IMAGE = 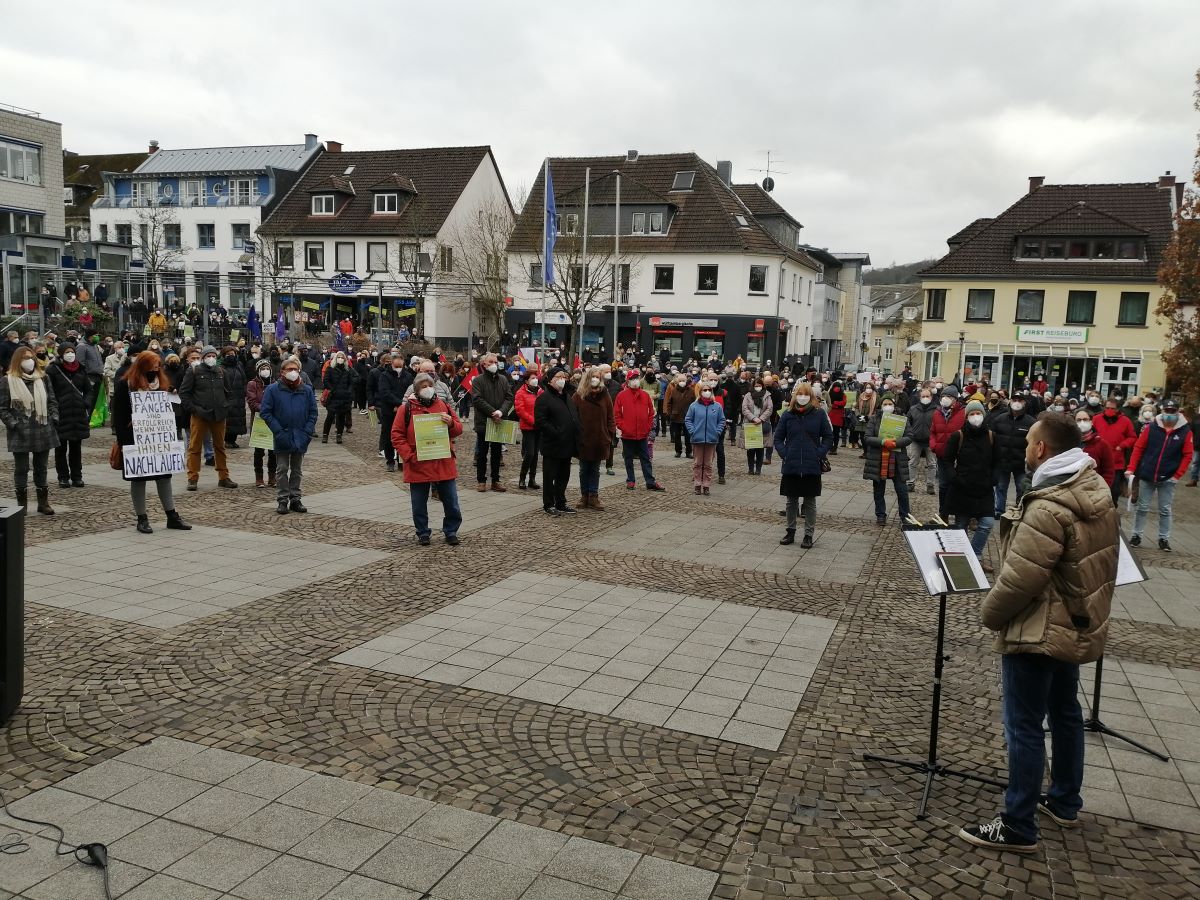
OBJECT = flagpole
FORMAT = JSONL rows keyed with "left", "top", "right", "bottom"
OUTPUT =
{"left": 579, "top": 167, "right": 590, "bottom": 368}
{"left": 613, "top": 169, "right": 620, "bottom": 364}
{"left": 540, "top": 157, "right": 548, "bottom": 356}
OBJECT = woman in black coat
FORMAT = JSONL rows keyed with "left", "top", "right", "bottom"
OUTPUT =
{"left": 46, "top": 348, "right": 97, "bottom": 487}
{"left": 534, "top": 371, "right": 580, "bottom": 516}
{"left": 321, "top": 351, "right": 355, "bottom": 442}
{"left": 221, "top": 348, "right": 248, "bottom": 447}
{"left": 943, "top": 400, "right": 997, "bottom": 567}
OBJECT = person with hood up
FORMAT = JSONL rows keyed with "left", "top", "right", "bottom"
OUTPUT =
{"left": 773, "top": 382, "right": 831, "bottom": 548}
{"left": 827, "top": 381, "right": 847, "bottom": 452}
{"left": 613, "top": 369, "right": 665, "bottom": 491}
{"left": 944, "top": 398, "right": 997, "bottom": 570}
{"left": 535, "top": 367, "right": 581, "bottom": 516}
{"left": 573, "top": 367, "right": 615, "bottom": 509}
{"left": 685, "top": 379, "right": 725, "bottom": 495}
{"left": 220, "top": 345, "right": 248, "bottom": 449}
{"left": 392, "top": 372, "right": 465, "bottom": 545}
{"left": 514, "top": 368, "right": 542, "bottom": 490}
{"left": 260, "top": 356, "right": 318, "bottom": 514}
{"left": 959, "top": 414, "right": 1117, "bottom": 854}
{"left": 1125, "top": 398, "right": 1193, "bottom": 552}
{"left": 990, "top": 391, "right": 1036, "bottom": 518}
{"left": 929, "top": 383, "right": 966, "bottom": 519}
{"left": 862, "top": 393, "right": 912, "bottom": 525}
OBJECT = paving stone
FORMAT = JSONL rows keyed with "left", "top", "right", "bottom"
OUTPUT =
{"left": 163, "top": 836, "right": 279, "bottom": 891}
{"left": 276, "top": 772, "right": 373, "bottom": 815}
{"left": 164, "top": 785, "right": 270, "bottom": 832}
{"left": 402, "top": 803, "right": 497, "bottom": 851}
{"left": 621, "top": 854, "right": 720, "bottom": 900}
{"left": 336, "top": 788, "right": 436, "bottom": 833}
{"left": 107, "top": 770, "right": 212, "bottom": 815}
{"left": 543, "top": 836, "right": 642, "bottom": 892}
{"left": 432, "top": 853, "right": 539, "bottom": 900}
{"left": 472, "top": 818, "right": 570, "bottom": 870}
{"left": 357, "top": 834, "right": 465, "bottom": 892}
{"left": 230, "top": 854, "right": 347, "bottom": 899}
{"left": 25, "top": 860, "right": 153, "bottom": 900}
{"left": 0, "top": 834, "right": 74, "bottom": 893}
{"left": 225, "top": 802, "right": 332, "bottom": 852}
{"left": 321, "top": 873, "right": 423, "bottom": 900}
{"left": 521, "top": 875, "right": 618, "bottom": 900}
{"left": 288, "top": 818, "right": 393, "bottom": 870}
{"left": 119, "top": 874, "right": 224, "bottom": 899}
{"left": 109, "top": 818, "right": 215, "bottom": 871}
{"left": 217, "top": 759, "right": 316, "bottom": 800}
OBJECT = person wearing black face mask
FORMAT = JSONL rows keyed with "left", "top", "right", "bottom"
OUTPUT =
{"left": 221, "top": 347, "right": 248, "bottom": 449}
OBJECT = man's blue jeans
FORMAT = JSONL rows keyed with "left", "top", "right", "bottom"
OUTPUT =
{"left": 953, "top": 514, "right": 995, "bottom": 557}
{"left": 1133, "top": 478, "right": 1177, "bottom": 541}
{"left": 409, "top": 479, "right": 461, "bottom": 539}
{"left": 1189, "top": 450, "right": 1200, "bottom": 482}
{"left": 993, "top": 467, "right": 1025, "bottom": 518}
{"left": 872, "top": 474, "right": 910, "bottom": 521}
{"left": 1001, "top": 653, "right": 1085, "bottom": 842}
{"left": 622, "top": 437, "right": 656, "bottom": 485}
{"left": 579, "top": 460, "right": 601, "bottom": 494}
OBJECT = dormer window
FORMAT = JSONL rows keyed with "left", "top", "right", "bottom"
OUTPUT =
{"left": 312, "top": 194, "right": 335, "bottom": 215}
{"left": 1014, "top": 236, "right": 1143, "bottom": 261}
{"left": 631, "top": 213, "right": 645, "bottom": 235}
{"left": 649, "top": 212, "right": 663, "bottom": 234}
{"left": 374, "top": 192, "right": 398, "bottom": 214}
{"left": 563, "top": 214, "right": 578, "bottom": 235}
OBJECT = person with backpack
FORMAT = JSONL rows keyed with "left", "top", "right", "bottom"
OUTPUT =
{"left": 945, "top": 398, "right": 998, "bottom": 570}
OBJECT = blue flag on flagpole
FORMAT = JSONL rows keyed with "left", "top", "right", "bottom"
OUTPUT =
{"left": 544, "top": 165, "right": 558, "bottom": 286}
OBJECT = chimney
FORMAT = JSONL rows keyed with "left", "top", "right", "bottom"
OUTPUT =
{"left": 326, "top": 140, "right": 342, "bottom": 153}
{"left": 626, "top": 149, "right": 638, "bottom": 162}
{"left": 1158, "top": 171, "right": 1175, "bottom": 188}
{"left": 717, "top": 160, "right": 732, "bottom": 185}
{"left": 148, "top": 140, "right": 159, "bottom": 154}
{"left": 304, "top": 133, "right": 318, "bottom": 151}
{"left": 1028, "top": 175, "right": 1044, "bottom": 193}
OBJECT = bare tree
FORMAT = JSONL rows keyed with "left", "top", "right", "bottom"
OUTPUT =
{"left": 440, "top": 196, "right": 515, "bottom": 346}
{"left": 251, "top": 231, "right": 301, "bottom": 319}
{"left": 133, "top": 204, "right": 189, "bottom": 309}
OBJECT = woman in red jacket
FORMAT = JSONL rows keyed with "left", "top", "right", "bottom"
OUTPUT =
{"left": 1092, "top": 396, "right": 1136, "bottom": 504}
{"left": 1075, "top": 408, "right": 1116, "bottom": 488}
{"left": 827, "top": 381, "right": 847, "bottom": 453}
{"left": 392, "top": 372, "right": 465, "bottom": 546}
{"left": 514, "top": 368, "right": 542, "bottom": 490}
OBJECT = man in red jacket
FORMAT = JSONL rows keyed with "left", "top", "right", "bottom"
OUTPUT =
{"left": 393, "top": 372, "right": 465, "bottom": 546}
{"left": 613, "top": 370, "right": 666, "bottom": 491}
{"left": 1092, "top": 396, "right": 1137, "bottom": 505}
{"left": 929, "top": 384, "right": 966, "bottom": 520}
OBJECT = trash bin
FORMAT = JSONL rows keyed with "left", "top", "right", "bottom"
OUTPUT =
{"left": 0, "top": 504, "right": 24, "bottom": 724}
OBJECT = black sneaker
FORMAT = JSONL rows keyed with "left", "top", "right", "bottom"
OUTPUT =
{"left": 289, "top": 499, "right": 307, "bottom": 513}
{"left": 543, "top": 507, "right": 561, "bottom": 517}
{"left": 276, "top": 500, "right": 289, "bottom": 515}
{"left": 445, "top": 534, "right": 460, "bottom": 546}
{"left": 957, "top": 816, "right": 1037, "bottom": 853}
{"left": 555, "top": 506, "right": 577, "bottom": 515}
{"left": 800, "top": 534, "right": 814, "bottom": 549}
{"left": 418, "top": 534, "right": 431, "bottom": 546}
{"left": 1158, "top": 538, "right": 1172, "bottom": 552}
{"left": 647, "top": 483, "right": 666, "bottom": 492}
{"left": 1130, "top": 534, "right": 1141, "bottom": 547}
{"left": 876, "top": 516, "right": 887, "bottom": 526}
{"left": 1037, "top": 799, "right": 1080, "bottom": 829}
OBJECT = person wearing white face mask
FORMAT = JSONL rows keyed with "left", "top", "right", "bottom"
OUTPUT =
{"left": 46, "top": 342, "right": 97, "bottom": 488}
{"left": 392, "top": 372, "right": 465, "bottom": 545}
{"left": 534, "top": 368, "right": 581, "bottom": 515}
{"left": 929, "top": 383, "right": 966, "bottom": 520}
{"left": 514, "top": 369, "right": 543, "bottom": 490}
{"left": 905, "top": 388, "right": 937, "bottom": 494}
{"left": 664, "top": 374, "right": 697, "bottom": 458}
{"left": 470, "top": 352, "right": 514, "bottom": 492}
{"left": 260, "top": 357, "right": 318, "bottom": 514}
{"left": 944, "top": 399, "right": 998, "bottom": 571}
{"left": 991, "top": 393, "right": 1037, "bottom": 518}
{"left": 320, "top": 351, "right": 355, "bottom": 444}
{"left": 1074, "top": 409, "right": 1117, "bottom": 490}
{"left": 246, "top": 361, "right": 278, "bottom": 489}
{"left": 773, "top": 383, "right": 832, "bottom": 547}
{"left": 684, "top": 381, "right": 725, "bottom": 495}
{"left": 862, "top": 394, "right": 912, "bottom": 525}
{"left": 179, "top": 345, "right": 238, "bottom": 491}
{"left": 0, "top": 346, "right": 60, "bottom": 514}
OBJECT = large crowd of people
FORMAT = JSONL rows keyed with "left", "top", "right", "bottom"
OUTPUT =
{"left": 2, "top": 327, "right": 1197, "bottom": 555}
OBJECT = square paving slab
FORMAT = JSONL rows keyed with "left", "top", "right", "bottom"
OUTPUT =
{"left": 1072, "top": 656, "right": 1200, "bottom": 833}
{"left": 23, "top": 526, "right": 386, "bottom": 628}
{"left": 586, "top": 511, "right": 866, "bottom": 583}
{"left": 3, "top": 737, "right": 719, "bottom": 900}
{"left": 1112, "top": 565, "right": 1200, "bottom": 628}
{"left": 332, "top": 572, "right": 837, "bottom": 750}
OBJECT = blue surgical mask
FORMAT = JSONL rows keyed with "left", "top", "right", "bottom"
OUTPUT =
{"left": 1162, "top": 414, "right": 1179, "bottom": 425}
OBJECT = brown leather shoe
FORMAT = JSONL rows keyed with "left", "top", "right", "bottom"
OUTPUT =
{"left": 477, "top": 483, "right": 488, "bottom": 492}
{"left": 575, "top": 495, "right": 590, "bottom": 509}
{"left": 590, "top": 493, "right": 606, "bottom": 511}
{"left": 491, "top": 482, "right": 507, "bottom": 493}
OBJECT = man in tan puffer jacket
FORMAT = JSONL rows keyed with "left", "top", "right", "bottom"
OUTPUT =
{"left": 959, "top": 413, "right": 1118, "bottom": 855}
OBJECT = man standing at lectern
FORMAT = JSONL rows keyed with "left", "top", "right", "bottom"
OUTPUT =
{"left": 959, "top": 413, "right": 1118, "bottom": 853}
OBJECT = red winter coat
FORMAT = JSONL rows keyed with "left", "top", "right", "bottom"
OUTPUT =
{"left": 827, "top": 390, "right": 846, "bottom": 427}
{"left": 1080, "top": 429, "right": 1118, "bottom": 486}
{"left": 613, "top": 385, "right": 655, "bottom": 440}
{"left": 391, "top": 395, "right": 464, "bottom": 483}
{"left": 1092, "top": 410, "right": 1136, "bottom": 457}
{"left": 514, "top": 384, "right": 541, "bottom": 431}
{"left": 929, "top": 402, "right": 966, "bottom": 458}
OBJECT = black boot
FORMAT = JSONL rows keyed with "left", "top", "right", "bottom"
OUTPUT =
{"left": 136, "top": 514, "right": 153, "bottom": 534}
{"left": 15, "top": 489, "right": 27, "bottom": 510}
{"left": 35, "top": 488, "right": 54, "bottom": 516}
{"left": 779, "top": 528, "right": 795, "bottom": 545}
{"left": 336, "top": 434, "right": 343, "bottom": 444}
{"left": 165, "top": 509, "right": 191, "bottom": 530}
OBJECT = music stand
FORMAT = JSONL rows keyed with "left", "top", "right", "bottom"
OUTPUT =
{"left": 863, "top": 529, "right": 1007, "bottom": 818}
{"left": 1081, "top": 535, "right": 1168, "bottom": 761}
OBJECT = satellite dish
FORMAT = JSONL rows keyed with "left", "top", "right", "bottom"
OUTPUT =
{"left": 762, "top": 176, "right": 775, "bottom": 192}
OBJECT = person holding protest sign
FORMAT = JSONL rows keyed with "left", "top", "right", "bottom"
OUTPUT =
{"left": 260, "top": 356, "right": 318, "bottom": 514}
{"left": 1, "top": 345, "right": 60, "bottom": 514}
{"left": 245, "top": 360, "right": 277, "bottom": 489}
{"left": 392, "top": 371, "right": 465, "bottom": 545}
{"left": 111, "top": 351, "right": 190, "bottom": 534}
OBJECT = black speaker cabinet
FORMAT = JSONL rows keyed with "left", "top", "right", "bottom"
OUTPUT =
{"left": 0, "top": 505, "right": 24, "bottom": 724}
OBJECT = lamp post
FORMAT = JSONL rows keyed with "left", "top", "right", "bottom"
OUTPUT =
{"left": 634, "top": 303, "right": 641, "bottom": 358}
{"left": 957, "top": 329, "right": 966, "bottom": 388}
{"left": 859, "top": 333, "right": 867, "bottom": 369}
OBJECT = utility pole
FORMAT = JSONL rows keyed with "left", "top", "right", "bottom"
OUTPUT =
{"left": 612, "top": 170, "right": 620, "bottom": 363}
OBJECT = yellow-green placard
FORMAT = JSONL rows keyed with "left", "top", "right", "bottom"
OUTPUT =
{"left": 485, "top": 417, "right": 518, "bottom": 444}
{"left": 843, "top": 390, "right": 858, "bottom": 408}
{"left": 414, "top": 413, "right": 451, "bottom": 460}
{"left": 878, "top": 412, "right": 907, "bottom": 442}
{"left": 142, "top": 324, "right": 152, "bottom": 336}
{"left": 249, "top": 414, "right": 275, "bottom": 450}
{"left": 743, "top": 424, "right": 764, "bottom": 449}
{"left": 368, "top": 410, "right": 378, "bottom": 428}
{"left": 182, "top": 325, "right": 194, "bottom": 340}
{"left": 230, "top": 329, "right": 240, "bottom": 343}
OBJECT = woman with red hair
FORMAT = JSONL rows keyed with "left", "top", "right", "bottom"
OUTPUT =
{"left": 111, "top": 350, "right": 191, "bottom": 534}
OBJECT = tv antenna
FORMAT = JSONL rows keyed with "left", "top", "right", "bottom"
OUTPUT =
{"left": 750, "top": 150, "right": 787, "bottom": 192}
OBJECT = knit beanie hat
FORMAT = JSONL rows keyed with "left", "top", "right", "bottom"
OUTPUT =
{"left": 941, "top": 384, "right": 960, "bottom": 399}
{"left": 965, "top": 399, "right": 985, "bottom": 415}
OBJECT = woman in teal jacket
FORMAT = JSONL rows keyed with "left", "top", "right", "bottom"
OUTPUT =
{"left": 685, "top": 382, "right": 726, "bottom": 494}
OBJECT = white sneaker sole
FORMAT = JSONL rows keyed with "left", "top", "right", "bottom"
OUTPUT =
{"left": 1038, "top": 803, "right": 1081, "bottom": 829}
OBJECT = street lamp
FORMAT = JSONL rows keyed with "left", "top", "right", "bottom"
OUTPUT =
{"left": 957, "top": 329, "right": 967, "bottom": 388}
{"left": 859, "top": 333, "right": 867, "bottom": 369}
{"left": 634, "top": 303, "right": 642, "bottom": 357}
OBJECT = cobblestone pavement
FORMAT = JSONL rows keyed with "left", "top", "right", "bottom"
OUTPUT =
{"left": 2, "top": 425, "right": 1200, "bottom": 899}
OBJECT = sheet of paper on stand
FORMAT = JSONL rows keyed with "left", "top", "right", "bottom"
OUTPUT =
{"left": 904, "top": 529, "right": 990, "bottom": 595}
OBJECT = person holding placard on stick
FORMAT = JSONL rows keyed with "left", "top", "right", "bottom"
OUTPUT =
{"left": 958, "top": 413, "right": 1117, "bottom": 854}
{"left": 392, "top": 372, "right": 464, "bottom": 545}
{"left": 110, "top": 351, "right": 190, "bottom": 534}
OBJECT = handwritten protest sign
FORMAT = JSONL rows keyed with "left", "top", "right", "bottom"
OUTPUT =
{"left": 122, "top": 391, "right": 186, "bottom": 478}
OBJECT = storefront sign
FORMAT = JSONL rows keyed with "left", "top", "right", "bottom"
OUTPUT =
{"left": 534, "top": 310, "right": 580, "bottom": 325}
{"left": 693, "top": 330, "right": 725, "bottom": 336}
{"left": 754, "top": 318, "right": 765, "bottom": 330}
{"left": 1016, "top": 325, "right": 1088, "bottom": 344}
{"left": 648, "top": 316, "right": 719, "bottom": 328}
{"left": 652, "top": 328, "right": 683, "bottom": 335}
{"left": 328, "top": 273, "right": 363, "bottom": 294}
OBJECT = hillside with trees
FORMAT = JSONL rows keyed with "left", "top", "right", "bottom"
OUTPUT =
{"left": 863, "top": 259, "right": 940, "bottom": 285}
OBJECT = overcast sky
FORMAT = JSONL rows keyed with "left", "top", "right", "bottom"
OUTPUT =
{"left": 4, "top": 0, "right": 1197, "bottom": 266}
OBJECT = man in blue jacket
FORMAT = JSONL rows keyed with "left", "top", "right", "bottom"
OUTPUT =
{"left": 260, "top": 356, "right": 318, "bottom": 514}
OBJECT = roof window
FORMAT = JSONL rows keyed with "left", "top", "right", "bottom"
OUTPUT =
{"left": 670, "top": 171, "right": 695, "bottom": 191}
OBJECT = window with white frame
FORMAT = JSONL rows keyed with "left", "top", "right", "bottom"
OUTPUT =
{"left": 196, "top": 223, "right": 215, "bottom": 249}
{"left": 62, "top": 186, "right": 73, "bottom": 204}
{"left": 649, "top": 212, "right": 663, "bottom": 234}
{"left": 276, "top": 241, "right": 294, "bottom": 269}
{"left": 131, "top": 181, "right": 155, "bottom": 205}
{"left": 631, "top": 213, "right": 646, "bottom": 234}
{"left": 229, "top": 178, "right": 256, "bottom": 205}
{"left": 335, "top": 242, "right": 355, "bottom": 271}
{"left": 563, "top": 213, "right": 578, "bottom": 235}
{"left": 885, "top": 347, "right": 893, "bottom": 361}
{"left": 367, "top": 242, "right": 387, "bottom": 272}
{"left": 231, "top": 223, "right": 250, "bottom": 250}
{"left": 305, "top": 241, "right": 324, "bottom": 269}
{"left": 374, "top": 193, "right": 398, "bottom": 214}
{"left": 184, "top": 180, "right": 204, "bottom": 206}
{"left": 311, "top": 194, "right": 335, "bottom": 215}
{"left": 0, "top": 141, "right": 42, "bottom": 185}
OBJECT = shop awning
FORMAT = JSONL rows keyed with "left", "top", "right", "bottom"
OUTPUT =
{"left": 905, "top": 341, "right": 945, "bottom": 352}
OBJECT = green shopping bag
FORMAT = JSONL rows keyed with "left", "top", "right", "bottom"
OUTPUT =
{"left": 89, "top": 381, "right": 108, "bottom": 428}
